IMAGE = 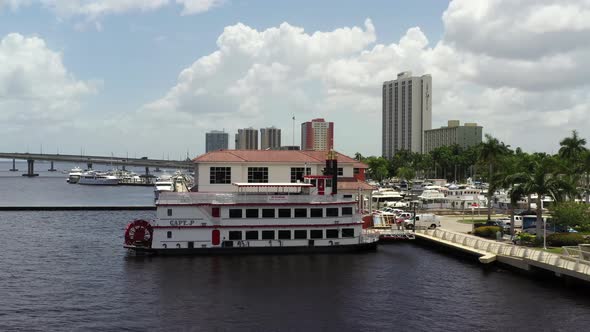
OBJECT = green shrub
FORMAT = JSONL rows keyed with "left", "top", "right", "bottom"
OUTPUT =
{"left": 546, "top": 233, "right": 586, "bottom": 247}
{"left": 473, "top": 226, "right": 502, "bottom": 239}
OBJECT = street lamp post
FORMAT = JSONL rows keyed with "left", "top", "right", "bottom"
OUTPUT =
{"left": 412, "top": 201, "right": 417, "bottom": 233}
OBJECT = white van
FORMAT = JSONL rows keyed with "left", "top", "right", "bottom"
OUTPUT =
{"left": 405, "top": 214, "right": 440, "bottom": 230}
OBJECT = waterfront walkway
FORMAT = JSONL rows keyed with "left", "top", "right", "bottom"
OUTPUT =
{"left": 415, "top": 228, "right": 590, "bottom": 282}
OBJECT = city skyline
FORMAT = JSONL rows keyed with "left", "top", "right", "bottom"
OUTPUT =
{"left": 0, "top": 1, "right": 588, "bottom": 158}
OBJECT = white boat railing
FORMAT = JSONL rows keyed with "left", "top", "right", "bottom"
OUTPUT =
{"left": 158, "top": 192, "right": 356, "bottom": 205}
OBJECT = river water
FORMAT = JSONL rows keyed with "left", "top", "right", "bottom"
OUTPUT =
{"left": 1, "top": 162, "right": 590, "bottom": 331}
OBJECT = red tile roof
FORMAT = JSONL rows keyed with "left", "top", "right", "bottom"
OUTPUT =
{"left": 193, "top": 150, "right": 368, "bottom": 168}
{"left": 337, "top": 177, "right": 376, "bottom": 191}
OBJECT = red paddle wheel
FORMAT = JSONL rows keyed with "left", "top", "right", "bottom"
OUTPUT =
{"left": 124, "top": 219, "right": 153, "bottom": 247}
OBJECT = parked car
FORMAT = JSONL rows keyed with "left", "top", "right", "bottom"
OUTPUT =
{"left": 522, "top": 223, "right": 578, "bottom": 235}
{"left": 405, "top": 214, "right": 440, "bottom": 230}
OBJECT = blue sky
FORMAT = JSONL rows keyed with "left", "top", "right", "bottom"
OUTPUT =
{"left": 0, "top": 0, "right": 588, "bottom": 158}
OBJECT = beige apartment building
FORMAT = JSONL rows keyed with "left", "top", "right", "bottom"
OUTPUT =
{"left": 423, "top": 120, "right": 483, "bottom": 153}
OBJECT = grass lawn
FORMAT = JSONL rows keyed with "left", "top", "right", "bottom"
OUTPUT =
{"left": 542, "top": 247, "right": 564, "bottom": 254}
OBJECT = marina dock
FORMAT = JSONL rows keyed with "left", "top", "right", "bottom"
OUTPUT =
{"left": 415, "top": 228, "right": 590, "bottom": 282}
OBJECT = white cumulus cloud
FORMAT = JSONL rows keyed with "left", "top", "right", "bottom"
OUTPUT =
{"left": 0, "top": 33, "right": 96, "bottom": 128}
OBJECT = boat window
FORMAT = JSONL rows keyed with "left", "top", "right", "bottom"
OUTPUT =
{"left": 343, "top": 194, "right": 353, "bottom": 199}
{"left": 342, "top": 228, "right": 355, "bottom": 238}
{"left": 248, "top": 167, "right": 268, "bottom": 183}
{"left": 310, "top": 230, "right": 323, "bottom": 239}
{"left": 229, "top": 209, "right": 242, "bottom": 218}
{"left": 278, "top": 208, "right": 291, "bottom": 218}
{"left": 167, "top": 208, "right": 172, "bottom": 216}
{"left": 310, "top": 208, "right": 323, "bottom": 218}
{"left": 167, "top": 231, "right": 172, "bottom": 238}
{"left": 290, "top": 167, "right": 311, "bottom": 183}
{"left": 262, "top": 209, "right": 275, "bottom": 218}
{"left": 326, "top": 229, "right": 339, "bottom": 238}
{"left": 342, "top": 207, "right": 353, "bottom": 215}
{"left": 278, "top": 230, "right": 291, "bottom": 239}
{"left": 245, "top": 231, "right": 258, "bottom": 240}
{"left": 212, "top": 207, "right": 220, "bottom": 218}
{"left": 294, "top": 230, "right": 307, "bottom": 239}
{"left": 245, "top": 209, "right": 259, "bottom": 218}
{"left": 326, "top": 179, "right": 332, "bottom": 188}
{"left": 294, "top": 208, "right": 307, "bottom": 218}
{"left": 210, "top": 167, "right": 231, "bottom": 184}
{"left": 310, "top": 179, "right": 316, "bottom": 187}
{"left": 229, "top": 231, "right": 242, "bottom": 240}
{"left": 326, "top": 208, "right": 339, "bottom": 217}
{"left": 262, "top": 230, "right": 275, "bottom": 240}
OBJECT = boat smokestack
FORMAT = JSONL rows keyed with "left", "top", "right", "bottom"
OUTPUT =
{"left": 325, "top": 150, "right": 338, "bottom": 195}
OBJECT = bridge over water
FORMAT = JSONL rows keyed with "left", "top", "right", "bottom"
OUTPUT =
{"left": 0, "top": 152, "right": 195, "bottom": 177}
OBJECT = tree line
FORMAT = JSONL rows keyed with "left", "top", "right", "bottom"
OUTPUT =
{"left": 355, "top": 130, "right": 590, "bottom": 236}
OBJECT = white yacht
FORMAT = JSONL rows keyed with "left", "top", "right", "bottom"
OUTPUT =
{"left": 371, "top": 188, "right": 404, "bottom": 209}
{"left": 67, "top": 167, "right": 83, "bottom": 184}
{"left": 154, "top": 174, "right": 174, "bottom": 200}
{"left": 77, "top": 171, "right": 119, "bottom": 185}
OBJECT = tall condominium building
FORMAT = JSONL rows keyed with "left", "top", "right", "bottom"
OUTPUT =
{"left": 235, "top": 128, "right": 258, "bottom": 150}
{"left": 301, "top": 118, "right": 334, "bottom": 151}
{"left": 424, "top": 120, "right": 483, "bottom": 153}
{"left": 260, "top": 127, "right": 282, "bottom": 150}
{"left": 205, "top": 130, "right": 229, "bottom": 152}
{"left": 382, "top": 71, "right": 432, "bottom": 158}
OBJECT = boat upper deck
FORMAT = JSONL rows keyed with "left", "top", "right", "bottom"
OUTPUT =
{"left": 157, "top": 192, "right": 356, "bottom": 206}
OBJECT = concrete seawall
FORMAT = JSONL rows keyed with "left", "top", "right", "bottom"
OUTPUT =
{"left": 415, "top": 228, "right": 590, "bottom": 283}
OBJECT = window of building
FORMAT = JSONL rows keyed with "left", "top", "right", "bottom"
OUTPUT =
{"left": 326, "top": 208, "right": 339, "bottom": 217}
{"left": 229, "top": 209, "right": 242, "bottom": 218}
{"left": 262, "top": 230, "right": 275, "bottom": 240}
{"left": 278, "top": 208, "right": 291, "bottom": 218}
{"left": 310, "top": 230, "right": 323, "bottom": 239}
{"left": 294, "top": 230, "right": 307, "bottom": 239}
{"left": 167, "top": 208, "right": 172, "bottom": 216}
{"left": 342, "top": 207, "right": 353, "bottom": 215}
{"left": 245, "top": 231, "right": 259, "bottom": 240}
{"left": 248, "top": 167, "right": 268, "bottom": 183}
{"left": 353, "top": 168, "right": 359, "bottom": 175}
{"left": 310, "top": 208, "right": 323, "bottom": 218}
{"left": 342, "top": 228, "right": 355, "bottom": 238}
{"left": 262, "top": 209, "right": 275, "bottom": 218}
{"left": 278, "top": 230, "right": 291, "bottom": 239}
{"left": 326, "top": 229, "right": 339, "bottom": 238}
{"left": 294, "top": 208, "right": 307, "bottom": 218}
{"left": 229, "top": 231, "right": 242, "bottom": 240}
{"left": 210, "top": 167, "right": 231, "bottom": 184}
{"left": 245, "top": 209, "right": 259, "bottom": 218}
{"left": 337, "top": 168, "right": 343, "bottom": 176}
{"left": 290, "top": 167, "right": 311, "bottom": 183}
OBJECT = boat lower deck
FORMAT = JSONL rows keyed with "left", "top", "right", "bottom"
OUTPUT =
{"left": 126, "top": 242, "right": 378, "bottom": 255}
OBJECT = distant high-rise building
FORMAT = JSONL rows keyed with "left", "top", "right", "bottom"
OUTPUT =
{"left": 260, "top": 127, "right": 281, "bottom": 150}
{"left": 301, "top": 118, "right": 334, "bottom": 151}
{"left": 235, "top": 128, "right": 258, "bottom": 150}
{"left": 382, "top": 71, "right": 432, "bottom": 158}
{"left": 205, "top": 130, "right": 229, "bottom": 152}
{"left": 424, "top": 120, "right": 483, "bottom": 153}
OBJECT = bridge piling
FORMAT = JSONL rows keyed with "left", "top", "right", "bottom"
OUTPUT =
{"left": 21, "top": 159, "right": 39, "bottom": 177}
{"left": 9, "top": 158, "right": 18, "bottom": 171}
{"left": 48, "top": 161, "right": 57, "bottom": 172}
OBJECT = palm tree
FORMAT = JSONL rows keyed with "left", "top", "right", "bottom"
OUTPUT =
{"left": 558, "top": 130, "right": 587, "bottom": 167}
{"left": 582, "top": 150, "right": 590, "bottom": 203}
{"left": 511, "top": 156, "right": 569, "bottom": 236}
{"left": 479, "top": 134, "right": 511, "bottom": 221}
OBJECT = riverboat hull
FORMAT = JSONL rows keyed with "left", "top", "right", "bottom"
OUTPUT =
{"left": 125, "top": 242, "right": 377, "bottom": 255}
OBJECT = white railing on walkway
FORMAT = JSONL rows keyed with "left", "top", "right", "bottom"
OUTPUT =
{"left": 416, "top": 228, "right": 590, "bottom": 276}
